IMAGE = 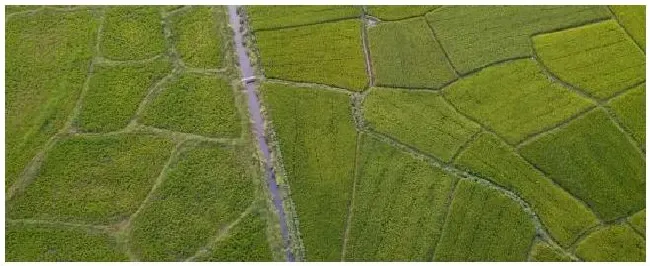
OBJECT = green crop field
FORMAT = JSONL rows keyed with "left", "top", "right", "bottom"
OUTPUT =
{"left": 5, "top": 4, "right": 646, "bottom": 262}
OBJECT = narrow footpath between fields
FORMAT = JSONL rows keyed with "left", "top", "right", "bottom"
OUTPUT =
{"left": 226, "top": 5, "right": 295, "bottom": 262}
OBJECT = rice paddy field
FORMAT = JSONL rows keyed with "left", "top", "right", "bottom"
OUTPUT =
{"left": 5, "top": 5, "right": 647, "bottom": 262}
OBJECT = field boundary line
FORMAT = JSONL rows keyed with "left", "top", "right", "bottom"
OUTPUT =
{"left": 132, "top": 124, "right": 242, "bottom": 145}
{"left": 429, "top": 177, "right": 460, "bottom": 261}
{"left": 515, "top": 105, "right": 597, "bottom": 149}
{"left": 185, "top": 67, "right": 229, "bottom": 75}
{"left": 606, "top": 6, "right": 645, "bottom": 54}
{"left": 364, "top": 129, "right": 580, "bottom": 260}
{"left": 360, "top": 6, "right": 375, "bottom": 88}
{"left": 568, "top": 223, "right": 602, "bottom": 253}
{"left": 7, "top": 8, "right": 106, "bottom": 201}
{"left": 94, "top": 54, "right": 166, "bottom": 66}
{"left": 250, "top": 16, "right": 362, "bottom": 33}
{"left": 264, "top": 78, "right": 354, "bottom": 94}
{"left": 162, "top": 5, "right": 193, "bottom": 17}
{"left": 626, "top": 221, "right": 646, "bottom": 239}
{"left": 424, "top": 17, "right": 460, "bottom": 77}
{"left": 5, "top": 6, "right": 46, "bottom": 21}
{"left": 436, "top": 56, "right": 530, "bottom": 93}
{"left": 530, "top": 43, "right": 645, "bottom": 154}
{"left": 340, "top": 131, "right": 363, "bottom": 261}
{"left": 185, "top": 202, "right": 257, "bottom": 261}
{"left": 450, "top": 129, "right": 481, "bottom": 164}
{"left": 7, "top": 218, "right": 110, "bottom": 232}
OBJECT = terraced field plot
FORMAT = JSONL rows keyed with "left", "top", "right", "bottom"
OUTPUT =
{"left": 6, "top": 5, "right": 282, "bottom": 262}
{"left": 6, "top": 4, "right": 647, "bottom": 262}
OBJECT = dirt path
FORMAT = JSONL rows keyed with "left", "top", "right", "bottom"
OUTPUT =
{"left": 226, "top": 5, "right": 294, "bottom": 262}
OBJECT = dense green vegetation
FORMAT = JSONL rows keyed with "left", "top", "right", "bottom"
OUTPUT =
{"left": 433, "top": 180, "right": 535, "bottom": 261}
{"left": 575, "top": 224, "right": 645, "bottom": 261}
{"left": 247, "top": 6, "right": 360, "bottom": 31}
{"left": 426, "top": 6, "right": 610, "bottom": 74}
{"left": 102, "top": 6, "right": 166, "bottom": 60}
{"left": 607, "top": 83, "right": 645, "bottom": 145}
{"left": 533, "top": 20, "right": 645, "bottom": 99}
{"left": 530, "top": 241, "right": 573, "bottom": 262}
{"left": 610, "top": 5, "right": 646, "bottom": 49}
{"left": 130, "top": 144, "right": 254, "bottom": 261}
{"left": 366, "top": 5, "right": 439, "bottom": 20}
{"left": 171, "top": 7, "right": 225, "bottom": 68}
{"left": 455, "top": 132, "right": 599, "bottom": 246}
{"left": 142, "top": 73, "right": 241, "bottom": 138}
{"left": 7, "top": 135, "right": 174, "bottom": 224}
{"left": 6, "top": 223, "right": 128, "bottom": 261}
{"left": 6, "top": 5, "right": 41, "bottom": 14}
{"left": 5, "top": 9, "right": 99, "bottom": 190}
{"left": 261, "top": 83, "right": 357, "bottom": 261}
{"left": 197, "top": 208, "right": 274, "bottom": 261}
{"left": 629, "top": 209, "right": 646, "bottom": 236}
{"left": 368, "top": 17, "right": 457, "bottom": 89}
{"left": 254, "top": 19, "right": 368, "bottom": 91}
{"left": 345, "top": 135, "right": 455, "bottom": 261}
{"left": 363, "top": 88, "right": 480, "bottom": 161}
{"left": 520, "top": 109, "right": 645, "bottom": 221}
{"left": 79, "top": 57, "right": 172, "bottom": 132}
{"left": 443, "top": 59, "right": 593, "bottom": 144}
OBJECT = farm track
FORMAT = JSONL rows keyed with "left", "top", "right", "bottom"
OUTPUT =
{"left": 7, "top": 6, "right": 269, "bottom": 262}
{"left": 360, "top": 6, "right": 375, "bottom": 88}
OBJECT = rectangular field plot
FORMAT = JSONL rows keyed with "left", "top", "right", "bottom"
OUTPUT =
{"left": 533, "top": 20, "right": 645, "bottom": 99}
{"left": 610, "top": 5, "right": 645, "bottom": 49}
{"left": 195, "top": 207, "right": 274, "bottom": 262}
{"left": 426, "top": 6, "right": 610, "bottom": 74}
{"left": 6, "top": 223, "right": 128, "bottom": 261}
{"left": 79, "top": 57, "right": 172, "bottom": 132}
{"left": 170, "top": 6, "right": 226, "bottom": 68}
{"left": 345, "top": 135, "right": 455, "bottom": 261}
{"left": 366, "top": 6, "right": 439, "bottom": 21}
{"left": 607, "top": 83, "right": 645, "bottom": 145}
{"left": 455, "top": 132, "right": 599, "bottom": 247}
{"left": 5, "top": 8, "right": 99, "bottom": 190}
{"left": 519, "top": 109, "right": 645, "bottom": 221}
{"left": 530, "top": 241, "right": 573, "bottom": 262}
{"left": 142, "top": 73, "right": 241, "bottom": 138}
{"left": 7, "top": 135, "right": 174, "bottom": 224}
{"left": 255, "top": 19, "right": 368, "bottom": 91}
{"left": 368, "top": 17, "right": 457, "bottom": 89}
{"left": 130, "top": 144, "right": 255, "bottom": 261}
{"left": 363, "top": 88, "right": 480, "bottom": 162}
{"left": 260, "top": 83, "right": 357, "bottom": 261}
{"left": 443, "top": 59, "right": 593, "bottom": 144}
{"left": 433, "top": 180, "right": 535, "bottom": 261}
{"left": 575, "top": 224, "right": 645, "bottom": 262}
{"left": 101, "top": 6, "right": 166, "bottom": 60}
{"left": 247, "top": 5, "right": 360, "bottom": 31}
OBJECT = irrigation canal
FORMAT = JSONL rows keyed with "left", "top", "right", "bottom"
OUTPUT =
{"left": 227, "top": 5, "right": 295, "bottom": 262}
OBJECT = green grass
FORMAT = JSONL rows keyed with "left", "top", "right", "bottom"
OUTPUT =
{"left": 520, "top": 109, "right": 645, "bottom": 221}
{"left": 529, "top": 241, "right": 573, "bottom": 262}
{"left": 455, "top": 132, "right": 599, "bottom": 247}
{"left": 142, "top": 73, "right": 241, "bottom": 138}
{"left": 533, "top": 20, "right": 645, "bottom": 99}
{"left": 171, "top": 7, "right": 225, "bottom": 68}
{"left": 247, "top": 5, "right": 360, "bottom": 31}
{"left": 426, "top": 6, "right": 611, "bottom": 74}
{"left": 5, "top": 223, "right": 128, "bottom": 261}
{"left": 610, "top": 5, "right": 646, "bottom": 49}
{"left": 7, "top": 135, "right": 174, "bottom": 224}
{"left": 363, "top": 88, "right": 480, "bottom": 162}
{"left": 443, "top": 59, "right": 594, "bottom": 144}
{"left": 607, "top": 83, "right": 645, "bottom": 145}
{"left": 6, "top": 5, "right": 41, "bottom": 14}
{"left": 433, "top": 180, "right": 536, "bottom": 261}
{"left": 197, "top": 207, "right": 273, "bottom": 262}
{"left": 629, "top": 209, "right": 645, "bottom": 236}
{"left": 255, "top": 19, "right": 368, "bottom": 91}
{"left": 366, "top": 6, "right": 439, "bottom": 20}
{"left": 345, "top": 135, "right": 455, "bottom": 261}
{"left": 5, "top": 9, "right": 99, "bottom": 190}
{"left": 368, "top": 17, "right": 457, "bottom": 89}
{"left": 130, "top": 144, "right": 255, "bottom": 261}
{"left": 102, "top": 6, "right": 166, "bottom": 60}
{"left": 576, "top": 224, "right": 645, "bottom": 262}
{"left": 78, "top": 57, "right": 172, "bottom": 132}
{"left": 261, "top": 83, "right": 357, "bottom": 261}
